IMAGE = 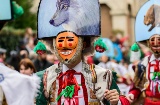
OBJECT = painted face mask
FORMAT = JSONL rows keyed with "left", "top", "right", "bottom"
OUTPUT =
{"left": 149, "top": 34, "right": 160, "bottom": 55}
{"left": 56, "top": 31, "right": 79, "bottom": 62}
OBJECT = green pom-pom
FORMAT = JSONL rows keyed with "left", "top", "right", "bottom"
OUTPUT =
{"left": 34, "top": 41, "right": 47, "bottom": 54}
{"left": 131, "top": 43, "right": 140, "bottom": 52}
{"left": 94, "top": 38, "right": 108, "bottom": 50}
{"left": 12, "top": 1, "right": 24, "bottom": 19}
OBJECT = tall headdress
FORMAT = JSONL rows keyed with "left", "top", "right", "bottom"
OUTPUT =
{"left": 135, "top": 0, "right": 160, "bottom": 43}
{"left": 130, "top": 0, "right": 160, "bottom": 60}
{"left": 37, "top": 0, "right": 100, "bottom": 39}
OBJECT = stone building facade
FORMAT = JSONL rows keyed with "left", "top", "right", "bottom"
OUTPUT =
{"left": 100, "top": 0, "right": 147, "bottom": 43}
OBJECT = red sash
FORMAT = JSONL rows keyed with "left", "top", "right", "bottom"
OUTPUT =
{"left": 57, "top": 70, "right": 88, "bottom": 105}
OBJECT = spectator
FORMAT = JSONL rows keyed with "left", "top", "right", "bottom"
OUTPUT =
{"left": 23, "top": 27, "right": 33, "bottom": 45}
{"left": 0, "top": 48, "right": 6, "bottom": 64}
{"left": 7, "top": 50, "right": 20, "bottom": 70}
{"left": 46, "top": 53, "right": 59, "bottom": 64}
{"left": 19, "top": 58, "right": 36, "bottom": 76}
{"left": 19, "top": 49, "right": 29, "bottom": 59}
{"left": 33, "top": 52, "right": 52, "bottom": 72}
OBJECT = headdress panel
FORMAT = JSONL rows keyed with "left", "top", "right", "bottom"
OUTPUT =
{"left": 38, "top": 0, "right": 100, "bottom": 39}
{"left": 135, "top": 0, "right": 160, "bottom": 42}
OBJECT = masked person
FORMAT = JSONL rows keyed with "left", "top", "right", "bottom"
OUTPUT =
{"left": 35, "top": 0, "right": 130, "bottom": 105}
{"left": 126, "top": 0, "right": 160, "bottom": 104}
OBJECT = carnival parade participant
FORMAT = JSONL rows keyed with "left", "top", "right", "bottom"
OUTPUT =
{"left": 126, "top": 0, "right": 160, "bottom": 104}
{"left": 35, "top": 0, "right": 130, "bottom": 105}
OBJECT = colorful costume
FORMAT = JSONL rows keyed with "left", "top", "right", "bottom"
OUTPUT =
{"left": 35, "top": 0, "right": 130, "bottom": 104}
{"left": 128, "top": 0, "right": 160, "bottom": 104}
{"left": 37, "top": 62, "right": 124, "bottom": 105}
{"left": 130, "top": 54, "right": 160, "bottom": 104}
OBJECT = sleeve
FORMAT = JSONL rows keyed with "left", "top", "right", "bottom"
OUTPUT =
{"left": 0, "top": 65, "right": 40, "bottom": 105}
{"left": 36, "top": 70, "right": 48, "bottom": 105}
{"left": 129, "top": 86, "right": 141, "bottom": 99}
{"left": 119, "top": 96, "right": 130, "bottom": 105}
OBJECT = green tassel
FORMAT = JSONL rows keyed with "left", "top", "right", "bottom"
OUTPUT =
{"left": 152, "top": 72, "right": 157, "bottom": 80}
{"left": 56, "top": 85, "right": 74, "bottom": 101}
{"left": 131, "top": 43, "right": 140, "bottom": 52}
{"left": 34, "top": 41, "right": 47, "bottom": 53}
{"left": 94, "top": 38, "right": 108, "bottom": 50}
{"left": 12, "top": 1, "right": 24, "bottom": 19}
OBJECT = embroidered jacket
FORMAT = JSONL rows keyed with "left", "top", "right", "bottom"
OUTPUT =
{"left": 36, "top": 62, "right": 129, "bottom": 105}
{"left": 129, "top": 54, "right": 160, "bottom": 104}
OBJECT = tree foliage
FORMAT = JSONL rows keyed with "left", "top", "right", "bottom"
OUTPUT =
{"left": 7, "top": 0, "right": 37, "bottom": 29}
{"left": 0, "top": 27, "right": 24, "bottom": 57}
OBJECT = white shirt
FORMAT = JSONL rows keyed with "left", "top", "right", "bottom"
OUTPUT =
{"left": 62, "top": 61, "right": 85, "bottom": 104}
{"left": 146, "top": 54, "right": 160, "bottom": 81}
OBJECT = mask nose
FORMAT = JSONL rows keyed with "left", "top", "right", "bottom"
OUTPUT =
{"left": 62, "top": 39, "right": 67, "bottom": 49}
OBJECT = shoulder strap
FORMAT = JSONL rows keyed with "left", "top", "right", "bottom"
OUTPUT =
{"left": 89, "top": 64, "right": 97, "bottom": 83}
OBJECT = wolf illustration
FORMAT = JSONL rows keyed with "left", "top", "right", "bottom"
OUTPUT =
{"left": 49, "top": 0, "right": 100, "bottom": 35}
{"left": 144, "top": 4, "right": 160, "bottom": 31}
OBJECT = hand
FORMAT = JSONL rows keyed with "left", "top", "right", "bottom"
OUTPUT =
{"left": 104, "top": 89, "right": 119, "bottom": 105}
{"left": 126, "top": 94, "right": 134, "bottom": 103}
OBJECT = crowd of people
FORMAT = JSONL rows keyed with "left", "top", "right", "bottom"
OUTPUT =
{"left": 0, "top": 27, "right": 54, "bottom": 72}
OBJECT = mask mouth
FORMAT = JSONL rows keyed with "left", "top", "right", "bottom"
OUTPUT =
{"left": 60, "top": 50, "right": 73, "bottom": 55}
{"left": 65, "top": 59, "right": 68, "bottom": 61}
{"left": 154, "top": 51, "right": 160, "bottom": 55}
{"left": 151, "top": 46, "right": 160, "bottom": 50}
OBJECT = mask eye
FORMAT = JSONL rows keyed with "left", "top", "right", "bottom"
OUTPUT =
{"left": 151, "top": 37, "right": 155, "bottom": 41}
{"left": 68, "top": 39, "right": 74, "bottom": 41}
{"left": 60, "top": 4, "right": 68, "bottom": 10}
{"left": 58, "top": 40, "right": 64, "bottom": 42}
{"left": 63, "top": 5, "right": 68, "bottom": 10}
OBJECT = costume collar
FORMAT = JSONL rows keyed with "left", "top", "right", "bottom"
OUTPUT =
{"left": 149, "top": 54, "right": 160, "bottom": 62}
{"left": 63, "top": 61, "right": 82, "bottom": 72}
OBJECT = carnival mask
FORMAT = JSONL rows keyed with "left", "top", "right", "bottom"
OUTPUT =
{"left": 149, "top": 34, "right": 160, "bottom": 54}
{"left": 56, "top": 31, "right": 79, "bottom": 61}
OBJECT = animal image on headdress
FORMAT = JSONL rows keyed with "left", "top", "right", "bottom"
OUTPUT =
{"left": 144, "top": 4, "right": 160, "bottom": 31}
{"left": 49, "top": 0, "right": 100, "bottom": 35}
